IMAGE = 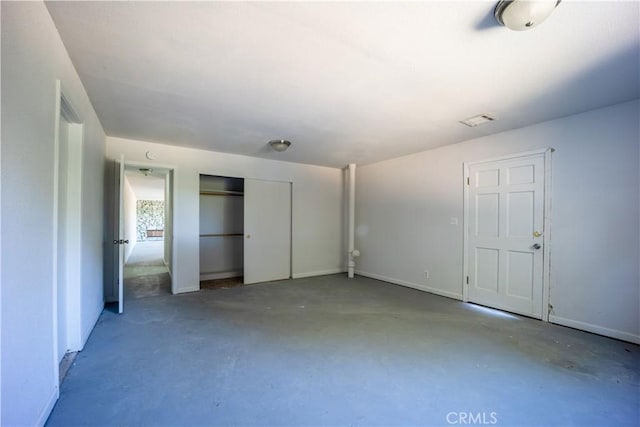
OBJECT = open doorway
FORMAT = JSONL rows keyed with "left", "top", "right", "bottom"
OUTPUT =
{"left": 55, "top": 84, "right": 83, "bottom": 384}
{"left": 122, "top": 167, "right": 172, "bottom": 299}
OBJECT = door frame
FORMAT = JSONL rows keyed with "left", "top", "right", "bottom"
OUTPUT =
{"left": 107, "top": 160, "right": 177, "bottom": 302}
{"left": 52, "top": 80, "right": 83, "bottom": 389}
{"left": 121, "top": 160, "right": 177, "bottom": 295}
{"left": 462, "top": 148, "right": 554, "bottom": 321}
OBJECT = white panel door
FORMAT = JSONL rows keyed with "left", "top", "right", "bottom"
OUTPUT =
{"left": 467, "top": 154, "right": 545, "bottom": 318}
{"left": 244, "top": 179, "right": 291, "bottom": 284}
{"left": 114, "top": 155, "right": 125, "bottom": 313}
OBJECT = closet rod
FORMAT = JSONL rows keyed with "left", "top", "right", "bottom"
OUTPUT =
{"left": 199, "top": 190, "right": 244, "bottom": 196}
{"left": 199, "top": 233, "right": 244, "bottom": 237}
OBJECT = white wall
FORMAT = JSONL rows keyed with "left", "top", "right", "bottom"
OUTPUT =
{"left": 355, "top": 100, "right": 640, "bottom": 343}
{"left": 123, "top": 176, "right": 137, "bottom": 262}
{"left": 106, "top": 137, "right": 345, "bottom": 294}
{"left": 1, "top": 2, "right": 106, "bottom": 425}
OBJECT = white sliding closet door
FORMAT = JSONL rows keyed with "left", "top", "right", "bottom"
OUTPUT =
{"left": 244, "top": 179, "right": 292, "bottom": 284}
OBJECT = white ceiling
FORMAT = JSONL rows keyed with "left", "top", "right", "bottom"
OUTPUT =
{"left": 124, "top": 169, "right": 165, "bottom": 201}
{"left": 46, "top": 1, "right": 639, "bottom": 168}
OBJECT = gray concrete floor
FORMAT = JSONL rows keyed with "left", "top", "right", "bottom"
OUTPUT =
{"left": 47, "top": 275, "right": 639, "bottom": 426}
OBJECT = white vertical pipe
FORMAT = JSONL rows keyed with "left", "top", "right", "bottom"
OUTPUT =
{"left": 347, "top": 163, "right": 356, "bottom": 278}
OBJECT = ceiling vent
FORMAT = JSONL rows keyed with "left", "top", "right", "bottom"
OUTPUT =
{"left": 459, "top": 113, "right": 496, "bottom": 127}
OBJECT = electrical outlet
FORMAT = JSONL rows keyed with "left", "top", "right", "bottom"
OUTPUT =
{"left": 424, "top": 270, "right": 430, "bottom": 279}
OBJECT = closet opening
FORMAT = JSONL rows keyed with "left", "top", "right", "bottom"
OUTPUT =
{"left": 199, "top": 174, "right": 245, "bottom": 290}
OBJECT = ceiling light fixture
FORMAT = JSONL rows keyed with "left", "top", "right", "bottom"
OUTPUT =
{"left": 139, "top": 168, "right": 153, "bottom": 176}
{"left": 494, "top": 0, "right": 561, "bottom": 31}
{"left": 269, "top": 139, "right": 291, "bottom": 152}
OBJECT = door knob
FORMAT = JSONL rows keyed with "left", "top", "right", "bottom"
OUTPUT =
{"left": 532, "top": 243, "right": 541, "bottom": 250}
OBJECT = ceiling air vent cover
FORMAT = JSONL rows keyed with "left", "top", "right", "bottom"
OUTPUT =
{"left": 459, "top": 113, "right": 496, "bottom": 127}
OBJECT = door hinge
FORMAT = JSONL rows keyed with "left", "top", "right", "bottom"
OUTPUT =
{"left": 467, "top": 177, "right": 470, "bottom": 185}
{"left": 466, "top": 275, "right": 469, "bottom": 285}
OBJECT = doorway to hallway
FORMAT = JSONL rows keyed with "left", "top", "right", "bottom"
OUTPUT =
{"left": 103, "top": 163, "right": 175, "bottom": 311}
{"left": 121, "top": 167, "right": 172, "bottom": 300}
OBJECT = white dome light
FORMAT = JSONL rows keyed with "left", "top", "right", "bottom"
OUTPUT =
{"left": 495, "top": 0, "right": 561, "bottom": 31}
{"left": 269, "top": 140, "right": 292, "bottom": 152}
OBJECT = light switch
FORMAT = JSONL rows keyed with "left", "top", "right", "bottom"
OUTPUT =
{"left": 450, "top": 217, "right": 459, "bottom": 225}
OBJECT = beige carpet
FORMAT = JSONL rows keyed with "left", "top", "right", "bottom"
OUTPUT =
{"left": 124, "top": 241, "right": 171, "bottom": 298}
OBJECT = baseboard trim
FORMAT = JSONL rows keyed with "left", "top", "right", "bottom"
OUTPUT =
{"left": 79, "top": 299, "right": 103, "bottom": 350}
{"left": 355, "top": 270, "right": 463, "bottom": 301}
{"left": 69, "top": 300, "right": 102, "bottom": 353}
{"left": 549, "top": 315, "right": 640, "bottom": 344}
{"left": 292, "top": 269, "right": 345, "bottom": 279}
{"left": 36, "top": 385, "right": 59, "bottom": 426}
{"left": 175, "top": 286, "right": 200, "bottom": 294}
{"left": 164, "top": 260, "right": 172, "bottom": 280}
{"left": 200, "top": 270, "right": 242, "bottom": 281}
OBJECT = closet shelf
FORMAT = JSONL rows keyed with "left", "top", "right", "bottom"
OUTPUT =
{"left": 200, "top": 233, "right": 244, "bottom": 237}
{"left": 200, "top": 190, "right": 244, "bottom": 196}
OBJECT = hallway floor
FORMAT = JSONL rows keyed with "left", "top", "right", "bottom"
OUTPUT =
{"left": 47, "top": 275, "right": 639, "bottom": 426}
{"left": 124, "top": 241, "right": 171, "bottom": 299}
